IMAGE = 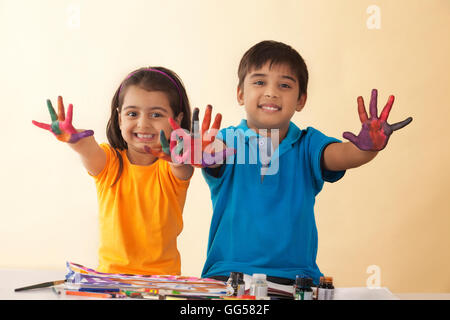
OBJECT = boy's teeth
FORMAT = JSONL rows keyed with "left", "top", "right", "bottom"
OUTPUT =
{"left": 261, "top": 105, "right": 279, "bottom": 110}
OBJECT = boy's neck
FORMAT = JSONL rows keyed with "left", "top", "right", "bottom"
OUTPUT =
{"left": 246, "top": 122, "right": 290, "bottom": 144}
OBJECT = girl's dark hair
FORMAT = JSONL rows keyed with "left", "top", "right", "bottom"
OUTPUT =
{"left": 238, "top": 40, "right": 309, "bottom": 98}
{"left": 106, "top": 66, "right": 192, "bottom": 186}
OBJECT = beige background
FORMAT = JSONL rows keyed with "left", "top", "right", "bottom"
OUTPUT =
{"left": 1, "top": 0, "right": 449, "bottom": 294}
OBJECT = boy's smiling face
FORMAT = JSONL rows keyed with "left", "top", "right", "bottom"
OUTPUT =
{"left": 237, "top": 61, "right": 306, "bottom": 140}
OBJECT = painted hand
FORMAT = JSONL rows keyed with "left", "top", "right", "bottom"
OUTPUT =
{"left": 343, "top": 89, "right": 413, "bottom": 151}
{"left": 143, "top": 130, "right": 184, "bottom": 163}
{"left": 32, "top": 96, "right": 94, "bottom": 143}
{"left": 146, "top": 105, "right": 234, "bottom": 167}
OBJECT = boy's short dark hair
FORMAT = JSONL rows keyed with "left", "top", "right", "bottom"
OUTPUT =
{"left": 238, "top": 40, "right": 309, "bottom": 98}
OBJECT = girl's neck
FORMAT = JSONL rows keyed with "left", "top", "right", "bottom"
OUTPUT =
{"left": 126, "top": 148, "right": 158, "bottom": 166}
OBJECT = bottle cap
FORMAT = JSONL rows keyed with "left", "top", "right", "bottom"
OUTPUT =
{"left": 229, "top": 272, "right": 239, "bottom": 282}
{"left": 295, "top": 277, "right": 313, "bottom": 288}
{"left": 252, "top": 273, "right": 267, "bottom": 280}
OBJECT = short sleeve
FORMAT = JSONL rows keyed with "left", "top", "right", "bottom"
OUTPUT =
{"left": 164, "top": 160, "right": 191, "bottom": 191}
{"left": 306, "top": 127, "right": 346, "bottom": 192}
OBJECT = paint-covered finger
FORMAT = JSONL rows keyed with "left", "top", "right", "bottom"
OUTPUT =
{"left": 390, "top": 117, "right": 413, "bottom": 131}
{"left": 68, "top": 130, "right": 94, "bottom": 143}
{"left": 47, "top": 99, "right": 58, "bottom": 122}
{"left": 201, "top": 105, "right": 212, "bottom": 135}
{"left": 191, "top": 108, "right": 200, "bottom": 137}
{"left": 143, "top": 145, "right": 160, "bottom": 157}
{"left": 32, "top": 120, "right": 52, "bottom": 131}
{"left": 168, "top": 117, "right": 182, "bottom": 131}
{"left": 357, "top": 96, "right": 368, "bottom": 123}
{"left": 210, "top": 112, "right": 222, "bottom": 132}
{"left": 57, "top": 96, "right": 65, "bottom": 121}
{"left": 66, "top": 103, "right": 74, "bottom": 125}
{"left": 380, "top": 95, "right": 394, "bottom": 122}
{"left": 160, "top": 130, "right": 170, "bottom": 154}
{"left": 369, "top": 89, "right": 378, "bottom": 119}
{"left": 343, "top": 131, "right": 359, "bottom": 145}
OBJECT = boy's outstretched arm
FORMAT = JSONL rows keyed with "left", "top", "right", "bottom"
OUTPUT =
{"left": 322, "top": 89, "right": 412, "bottom": 171}
{"left": 32, "top": 96, "right": 106, "bottom": 176}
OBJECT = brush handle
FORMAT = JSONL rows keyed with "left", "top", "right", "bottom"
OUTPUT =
{"left": 14, "top": 280, "right": 65, "bottom": 292}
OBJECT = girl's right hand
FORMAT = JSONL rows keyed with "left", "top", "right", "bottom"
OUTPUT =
{"left": 32, "top": 96, "right": 94, "bottom": 143}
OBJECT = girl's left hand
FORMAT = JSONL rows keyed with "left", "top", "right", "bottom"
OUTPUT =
{"left": 343, "top": 89, "right": 413, "bottom": 151}
{"left": 145, "top": 105, "right": 235, "bottom": 167}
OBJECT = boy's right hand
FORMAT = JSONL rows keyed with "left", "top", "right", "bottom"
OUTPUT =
{"left": 32, "top": 96, "right": 94, "bottom": 143}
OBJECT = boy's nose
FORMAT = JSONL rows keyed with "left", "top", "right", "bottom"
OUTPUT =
{"left": 264, "top": 85, "right": 279, "bottom": 98}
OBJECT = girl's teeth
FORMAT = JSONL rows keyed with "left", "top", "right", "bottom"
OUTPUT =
{"left": 137, "top": 134, "right": 154, "bottom": 139}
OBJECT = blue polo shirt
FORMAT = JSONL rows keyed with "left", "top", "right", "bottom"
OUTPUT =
{"left": 201, "top": 120, "right": 346, "bottom": 285}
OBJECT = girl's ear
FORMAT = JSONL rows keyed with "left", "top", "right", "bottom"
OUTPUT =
{"left": 117, "top": 108, "right": 122, "bottom": 127}
{"left": 237, "top": 86, "right": 245, "bottom": 106}
{"left": 296, "top": 93, "right": 307, "bottom": 112}
{"left": 175, "top": 112, "right": 183, "bottom": 125}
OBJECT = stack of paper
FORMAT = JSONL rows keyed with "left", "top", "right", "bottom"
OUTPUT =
{"left": 64, "top": 262, "right": 227, "bottom": 297}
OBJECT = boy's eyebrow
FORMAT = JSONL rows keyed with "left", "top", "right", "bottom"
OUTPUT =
{"left": 281, "top": 75, "right": 297, "bottom": 83}
{"left": 249, "top": 73, "right": 297, "bottom": 83}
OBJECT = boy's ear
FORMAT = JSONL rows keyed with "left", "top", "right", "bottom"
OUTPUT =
{"left": 296, "top": 93, "right": 307, "bottom": 112}
{"left": 237, "top": 86, "right": 245, "bottom": 106}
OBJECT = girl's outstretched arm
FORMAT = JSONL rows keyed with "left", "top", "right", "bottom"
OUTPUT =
{"left": 32, "top": 96, "right": 106, "bottom": 175}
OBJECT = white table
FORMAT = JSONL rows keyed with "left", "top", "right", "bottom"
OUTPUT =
{"left": 1, "top": 269, "right": 448, "bottom": 300}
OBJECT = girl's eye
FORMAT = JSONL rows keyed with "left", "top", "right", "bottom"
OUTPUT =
{"left": 126, "top": 111, "right": 137, "bottom": 117}
{"left": 150, "top": 113, "right": 163, "bottom": 118}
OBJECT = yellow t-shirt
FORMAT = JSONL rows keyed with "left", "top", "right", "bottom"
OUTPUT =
{"left": 91, "top": 143, "right": 190, "bottom": 275}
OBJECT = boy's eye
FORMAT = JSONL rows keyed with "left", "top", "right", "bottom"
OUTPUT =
{"left": 280, "top": 83, "right": 291, "bottom": 89}
{"left": 253, "top": 80, "right": 264, "bottom": 86}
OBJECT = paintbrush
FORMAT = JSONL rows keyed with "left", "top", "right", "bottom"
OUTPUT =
{"left": 14, "top": 279, "right": 66, "bottom": 292}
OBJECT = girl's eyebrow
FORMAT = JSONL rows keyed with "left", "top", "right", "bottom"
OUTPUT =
{"left": 123, "top": 105, "right": 169, "bottom": 113}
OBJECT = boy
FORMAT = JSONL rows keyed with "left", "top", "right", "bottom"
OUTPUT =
{"left": 200, "top": 40, "right": 412, "bottom": 285}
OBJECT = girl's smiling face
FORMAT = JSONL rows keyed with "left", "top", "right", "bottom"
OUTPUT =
{"left": 118, "top": 85, "right": 183, "bottom": 165}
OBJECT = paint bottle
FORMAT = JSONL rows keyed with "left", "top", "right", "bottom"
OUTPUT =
{"left": 317, "top": 276, "right": 327, "bottom": 300}
{"left": 325, "top": 277, "right": 335, "bottom": 300}
{"left": 294, "top": 276, "right": 313, "bottom": 300}
{"left": 226, "top": 272, "right": 245, "bottom": 296}
{"left": 249, "top": 273, "right": 268, "bottom": 297}
{"left": 236, "top": 272, "right": 245, "bottom": 296}
{"left": 311, "top": 280, "right": 318, "bottom": 300}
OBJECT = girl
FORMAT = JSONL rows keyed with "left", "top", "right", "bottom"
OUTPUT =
{"left": 33, "top": 67, "right": 196, "bottom": 275}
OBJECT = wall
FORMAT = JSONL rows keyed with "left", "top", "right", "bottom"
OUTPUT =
{"left": 0, "top": 0, "right": 449, "bottom": 293}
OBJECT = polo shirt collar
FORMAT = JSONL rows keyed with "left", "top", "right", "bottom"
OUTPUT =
{"left": 236, "top": 119, "right": 304, "bottom": 148}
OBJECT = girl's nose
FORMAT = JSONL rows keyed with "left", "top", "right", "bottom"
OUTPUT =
{"left": 137, "top": 116, "right": 153, "bottom": 129}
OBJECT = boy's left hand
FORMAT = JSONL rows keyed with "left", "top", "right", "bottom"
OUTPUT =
{"left": 343, "top": 89, "right": 413, "bottom": 151}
